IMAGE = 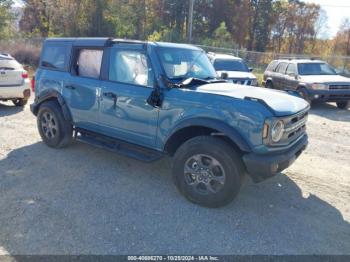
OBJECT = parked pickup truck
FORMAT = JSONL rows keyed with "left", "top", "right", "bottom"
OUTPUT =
{"left": 31, "top": 38, "right": 309, "bottom": 207}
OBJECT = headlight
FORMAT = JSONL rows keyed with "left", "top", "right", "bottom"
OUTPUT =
{"left": 311, "top": 83, "right": 329, "bottom": 90}
{"left": 271, "top": 120, "right": 284, "bottom": 143}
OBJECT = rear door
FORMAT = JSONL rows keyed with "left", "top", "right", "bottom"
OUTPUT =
{"left": 63, "top": 48, "right": 103, "bottom": 131}
{"left": 0, "top": 59, "right": 24, "bottom": 87}
{"left": 274, "top": 62, "right": 288, "bottom": 89}
{"left": 284, "top": 63, "right": 299, "bottom": 90}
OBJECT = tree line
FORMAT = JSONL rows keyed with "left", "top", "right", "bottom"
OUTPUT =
{"left": 0, "top": 0, "right": 349, "bottom": 57}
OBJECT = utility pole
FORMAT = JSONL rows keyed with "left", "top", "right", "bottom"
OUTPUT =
{"left": 188, "top": 0, "right": 194, "bottom": 43}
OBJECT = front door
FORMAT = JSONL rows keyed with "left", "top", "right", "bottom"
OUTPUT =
{"left": 99, "top": 44, "right": 159, "bottom": 148}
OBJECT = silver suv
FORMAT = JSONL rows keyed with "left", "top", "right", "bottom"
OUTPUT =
{"left": 0, "top": 53, "right": 31, "bottom": 106}
{"left": 263, "top": 59, "right": 350, "bottom": 109}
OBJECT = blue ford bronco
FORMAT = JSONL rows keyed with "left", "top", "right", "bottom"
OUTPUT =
{"left": 31, "top": 38, "right": 309, "bottom": 207}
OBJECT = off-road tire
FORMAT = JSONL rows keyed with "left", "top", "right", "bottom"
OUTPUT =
{"left": 172, "top": 136, "right": 244, "bottom": 208}
{"left": 37, "top": 100, "right": 73, "bottom": 148}
{"left": 336, "top": 101, "right": 350, "bottom": 110}
{"left": 12, "top": 98, "right": 28, "bottom": 107}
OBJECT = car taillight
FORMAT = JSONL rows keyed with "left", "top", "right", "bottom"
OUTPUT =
{"left": 31, "top": 77, "right": 35, "bottom": 92}
{"left": 22, "top": 71, "right": 28, "bottom": 79}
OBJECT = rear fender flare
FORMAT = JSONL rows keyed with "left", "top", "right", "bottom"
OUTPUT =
{"left": 32, "top": 89, "right": 72, "bottom": 122}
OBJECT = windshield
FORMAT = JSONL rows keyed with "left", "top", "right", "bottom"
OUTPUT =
{"left": 298, "top": 63, "right": 337, "bottom": 76}
{"left": 157, "top": 47, "right": 217, "bottom": 80}
{"left": 213, "top": 59, "right": 249, "bottom": 72}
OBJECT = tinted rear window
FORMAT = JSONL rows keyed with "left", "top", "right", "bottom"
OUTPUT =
{"left": 41, "top": 43, "right": 70, "bottom": 71}
{"left": 0, "top": 59, "right": 22, "bottom": 70}
{"left": 276, "top": 62, "right": 288, "bottom": 74}
{"left": 266, "top": 61, "right": 278, "bottom": 71}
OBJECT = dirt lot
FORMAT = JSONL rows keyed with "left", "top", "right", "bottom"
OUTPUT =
{"left": 0, "top": 97, "right": 349, "bottom": 255}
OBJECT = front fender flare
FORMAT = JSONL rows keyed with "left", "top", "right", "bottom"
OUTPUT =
{"left": 165, "top": 117, "right": 252, "bottom": 152}
{"left": 30, "top": 89, "right": 72, "bottom": 122}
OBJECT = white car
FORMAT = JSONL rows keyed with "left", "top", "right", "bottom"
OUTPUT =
{"left": 208, "top": 53, "right": 258, "bottom": 86}
{"left": 0, "top": 53, "right": 31, "bottom": 106}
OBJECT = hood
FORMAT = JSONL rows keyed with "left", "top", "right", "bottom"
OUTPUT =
{"left": 216, "top": 70, "right": 256, "bottom": 79}
{"left": 299, "top": 74, "right": 350, "bottom": 84}
{"left": 196, "top": 83, "right": 309, "bottom": 116}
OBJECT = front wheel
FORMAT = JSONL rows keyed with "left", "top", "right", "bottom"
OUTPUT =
{"left": 265, "top": 81, "right": 274, "bottom": 89}
{"left": 172, "top": 136, "right": 244, "bottom": 208}
{"left": 336, "top": 101, "right": 350, "bottom": 110}
{"left": 297, "top": 88, "right": 311, "bottom": 104}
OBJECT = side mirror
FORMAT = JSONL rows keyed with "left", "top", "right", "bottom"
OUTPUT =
{"left": 249, "top": 67, "right": 253, "bottom": 72}
{"left": 288, "top": 73, "right": 297, "bottom": 80}
{"left": 221, "top": 72, "right": 228, "bottom": 79}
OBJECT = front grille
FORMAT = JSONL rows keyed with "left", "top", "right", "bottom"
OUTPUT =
{"left": 330, "top": 85, "right": 350, "bottom": 90}
{"left": 273, "top": 110, "right": 308, "bottom": 146}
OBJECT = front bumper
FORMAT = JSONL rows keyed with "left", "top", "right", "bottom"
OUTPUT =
{"left": 307, "top": 89, "right": 350, "bottom": 102}
{"left": 0, "top": 80, "right": 31, "bottom": 100}
{"left": 243, "top": 134, "right": 308, "bottom": 182}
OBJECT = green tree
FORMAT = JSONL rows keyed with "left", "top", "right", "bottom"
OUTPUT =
{"left": 203, "top": 21, "right": 236, "bottom": 48}
{"left": 0, "top": 0, "right": 15, "bottom": 39}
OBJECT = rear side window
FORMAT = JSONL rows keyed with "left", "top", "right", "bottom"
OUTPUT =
{"left": 41, "top": 44, "right": 69, "bottom": 71}
{"left": 266, "top": 60, "right": 278, "bottom": 72}
{"left": 276, "top": 62, "right": 288, "bottom": 74}
{"left": 75, "top": 49, "right": 103, "bottom": 79}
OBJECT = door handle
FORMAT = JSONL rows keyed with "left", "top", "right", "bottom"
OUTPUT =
{"left": 65, "top": 85, "right": 76, "bottom": 90}
{"left": 103, "top": 92, "right": 118, "bottom": 108}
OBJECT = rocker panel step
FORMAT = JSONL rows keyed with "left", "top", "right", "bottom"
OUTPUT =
{"left": 74, "top": 128, "right": 163, "bottom": 162}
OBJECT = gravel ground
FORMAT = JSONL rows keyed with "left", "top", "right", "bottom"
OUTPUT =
{"left": 0, "top": 97, "right": 349, "bottom": 255}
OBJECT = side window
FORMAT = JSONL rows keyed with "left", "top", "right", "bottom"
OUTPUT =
{"left": 41, "top": 44, "right": 69, "bottom": 70}
{"left": 73, "top": 49, "right": 103, "bottom": 79}
{"left": 277, "top": 63, "right": 288, "bottom": 74}
{"left": 286, "top": 63, "right": 296, "bottom": 75}
{"left": 266, "top": 61, "right": 277, "bottom": 72}
{"left": 109, "top": 49, "right": 154, "bottom": 87}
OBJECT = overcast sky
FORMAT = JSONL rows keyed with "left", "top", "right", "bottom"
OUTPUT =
{"left": 302, "top": 0, "right": 350, "bottom": 38}
{"left": 13, "top": 0, "right": 350, "bottom": 39}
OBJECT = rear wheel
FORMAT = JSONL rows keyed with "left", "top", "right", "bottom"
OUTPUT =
{"left": 172, "top": 136, "right": 244, "bottom": 208}
{"left": 336, "top": 101, "right": 350, "bottom": 110}
{"left": 12, "top": 98, "right": 28, "bottom": 107}
{"left": 37, "top": 101, "right": 73, "bottom": 148}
